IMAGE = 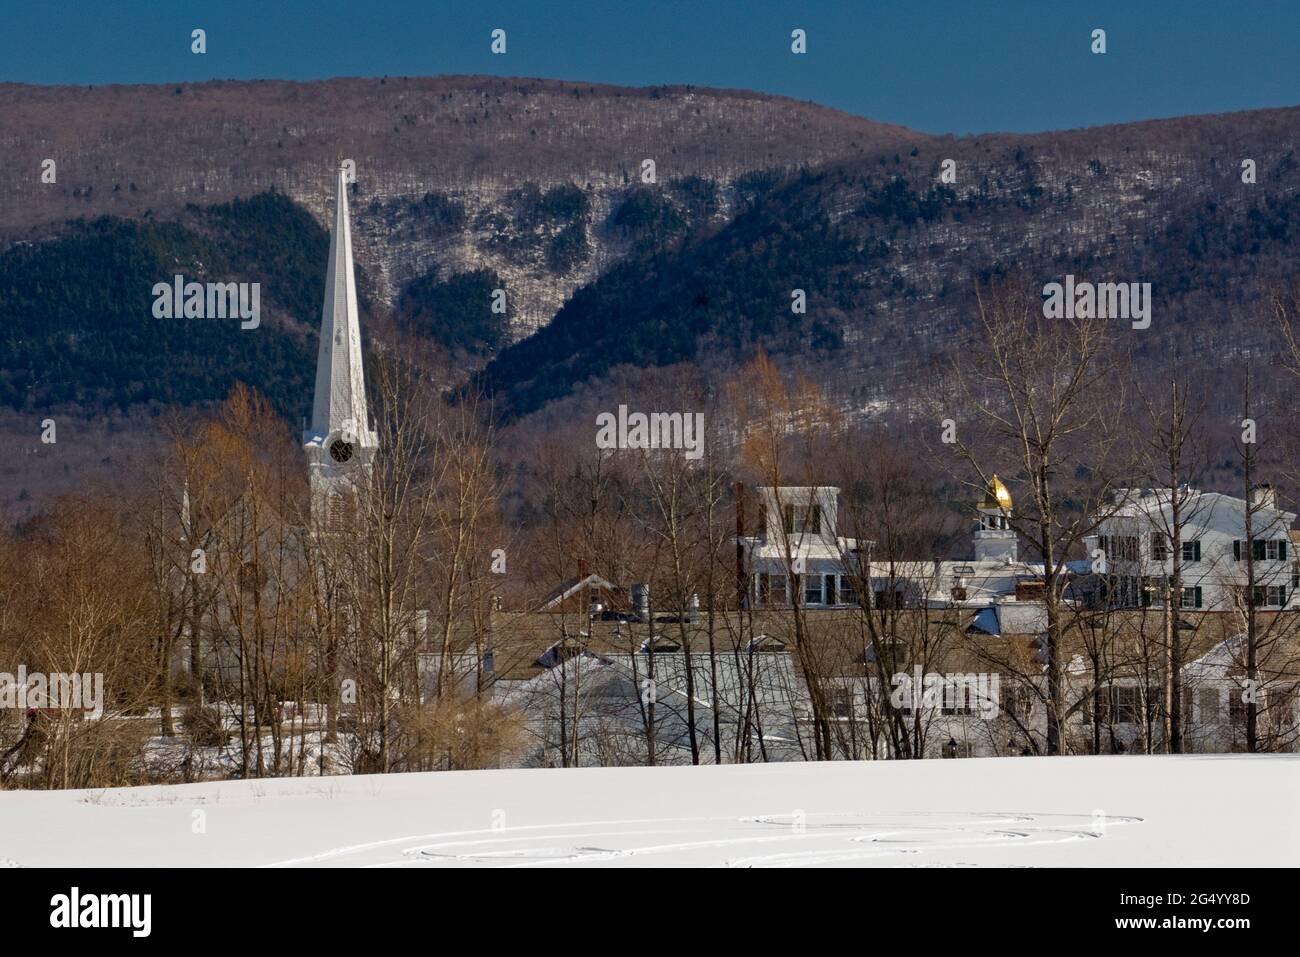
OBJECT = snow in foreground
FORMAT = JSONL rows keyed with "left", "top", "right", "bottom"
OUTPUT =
{"left": 1, "top": 755, "right": 1297, "bottom": 867}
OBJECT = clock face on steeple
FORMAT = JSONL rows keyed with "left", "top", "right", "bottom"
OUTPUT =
{"left": 329, "top": 438, "right": 354, "bottom": 463}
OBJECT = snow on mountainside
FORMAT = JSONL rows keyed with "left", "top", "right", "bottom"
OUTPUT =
{"left": 0, "top": 755, "right": 1296, "bottom": 867}
{"left": 0, "top": 76, "right": 922, "bottom": 334}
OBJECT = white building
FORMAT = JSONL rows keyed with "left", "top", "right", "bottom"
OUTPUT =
{"left": 1085, "top": 485, "right": 1297, "bottom": 611}
{"left": 740, "top": 486, "right": 862, "bottom": 607}
{"left": 741, "top": 478, "right": 1059, "bottom": 611}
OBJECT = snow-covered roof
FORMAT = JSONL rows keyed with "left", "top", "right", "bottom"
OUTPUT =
{"left": 1105, "top": 488, "right": 1296, "bottom": 529}
{"left": 965, "top": 602, "right": 1048, "bottom": 637}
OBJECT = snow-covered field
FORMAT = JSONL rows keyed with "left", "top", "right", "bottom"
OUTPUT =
{"left": 1, "top": 755, "right": 1297, "bottom": 867}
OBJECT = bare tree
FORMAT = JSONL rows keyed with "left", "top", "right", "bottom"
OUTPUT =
{"left": 948, "top": 280, "right": 1125, "bottom": 754}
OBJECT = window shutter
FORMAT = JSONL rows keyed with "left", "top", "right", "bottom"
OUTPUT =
{"left": 1194, "top": 586, "right": 1202, "bottom": 609}
{"left": 1233, "top": 540, "right": 1241, "bottom": 561}
{"left": 1254, "top": 539, "right": 1266, "bottom": 561}
{"left": 1281, "top": 540, "right": 1289, "bottom": 561}
{"left": 1193, "top": 540, "right": 1201, "bottom": 562}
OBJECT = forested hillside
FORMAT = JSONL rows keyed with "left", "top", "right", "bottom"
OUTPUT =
{"left": 476, "top": 106, "right": 1300, "bottom": 423}
{"left": 0, "top": 192, "right": 325, "bottom": 416}
{"left": 0, "top": 76, "right": 917, "bottom": 334}
{"left": 8, "top": 78, "right": 1300, "bottom": 509}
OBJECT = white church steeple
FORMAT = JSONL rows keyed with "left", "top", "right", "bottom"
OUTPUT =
{"left": 304, "top": 166, "right": 378, "bottom": 525}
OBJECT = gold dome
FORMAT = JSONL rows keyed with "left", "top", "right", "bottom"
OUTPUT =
{"left": 982, "top": 474, "right": 1013, "bottom": 511}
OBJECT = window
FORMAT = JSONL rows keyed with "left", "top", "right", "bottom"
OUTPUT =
{"left": 804, "top": 575, "right": 823, "bottom": 605}
{"left": 1181, "top": 540, "right": 1201, "bottom": 563}
{"left": 783, "top": 504, "right": 822, "bottom": 535}
{"left": 826, "top": 687, "right": 854, "bottom": 719}
{"left": 1251, "top": 585, "right": 1286, "bottom": 607}
{"left": 1229, "top": 688, "right": 1248, "bottom": 725}
{"left": 1112, "top": 685, "right": 1141, "bottom": 724}
{"left": 758, "top": 573, "right": 788, "bottom": 605}
{"left": 1267, "top": 687, "right": 1297, "bottom": 735}
{"left": 1236, "top": 539, "right": 1289, "bottom": 561}
{"left": 941, "top": 679, "right": 979, "bottom": 716}
{"left": 1108, "top": 574, "right": 1142, "bottom": 608}
{"left": 1198, "top": 687, "right": 1220, "bottom": 724}
{"left": 1139, "top": 576, "right": 1167, "bottom": 607}
{"left": 1003, "top": 683, "right": 1031, "bottom": 720}
{"left": 1091, "top": 685, "right": 1141, "bottom": 724}
{"left": 1151, "top": 533, "right": 1168, "bottom": 562}
{"left": 840, "top": 577, "right": 857, "bottom": 607}
{"left": 1084, "top": 690, "right": 1104, "bottom": 724}
{"left": 873, "top": 588, "right": 906, "bottom": 609}
{"left": 1099, "top": 534, "right": 1139, "bottom": 562}
{"left": 1179, "top": 586, "right": 1202, "bottom": 609}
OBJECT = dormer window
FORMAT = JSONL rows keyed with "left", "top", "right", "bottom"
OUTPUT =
{"left": 747, "top": 634, "right": 787, "bottom": 653}
{"left": 537, "top": 637, "right": 586, "bottom": 668}
{"left": 641, "top": 634, "right": 681, "bottom": 654}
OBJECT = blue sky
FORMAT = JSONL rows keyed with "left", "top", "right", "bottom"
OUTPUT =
{"left": 3, "top": 0, "right": 1298, "bottom": 134}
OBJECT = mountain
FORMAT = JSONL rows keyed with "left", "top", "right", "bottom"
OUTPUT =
{"left": 0, "top": 76, "right": 921, "bottom": 335}
{"left": 475, "top": 105, "right": 1300, "bottom": 423}
{"left": 6, "top": 76, "right": 1300, "bottom": 512}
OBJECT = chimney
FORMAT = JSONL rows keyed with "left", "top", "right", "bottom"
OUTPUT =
{"left": 1250, "top": 483, "right": 1276, "bottom": 510}
{"left": 632, "top": 583, "right": 650, "bottom": 623}
{"left": 578, "top": 558, "right": 593, "bottom": 618}
{"left": 735, "top": 482, "right": 747, "bottom": 609}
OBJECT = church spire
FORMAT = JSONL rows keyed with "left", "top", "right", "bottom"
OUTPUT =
{"left": 306, "top": 165, "right": 376, "bottom": 451}
{"left": 304, "top": 166, "right": 377, "bottom": 525}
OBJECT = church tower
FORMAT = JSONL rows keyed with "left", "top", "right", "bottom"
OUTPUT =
{"left": 303, "top": 166, "right": 378, "bottom": 528}
{"left": 974, "top": 474, "right": 1017, "bottom": 563}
